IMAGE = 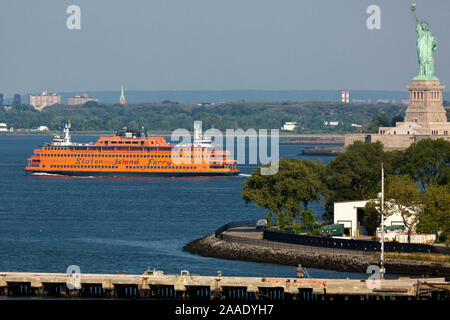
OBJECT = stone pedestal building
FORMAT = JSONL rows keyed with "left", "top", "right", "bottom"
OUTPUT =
{"left": 345, "top": 79, "right": 450, "bottom": 149}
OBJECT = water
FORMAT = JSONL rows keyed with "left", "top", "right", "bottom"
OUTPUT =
{"left": 0, "top": 135, "right": 373, "bottom": 279}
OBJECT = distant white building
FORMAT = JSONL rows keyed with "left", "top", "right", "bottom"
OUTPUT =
{"left": 37, "top": 126, "right": 49, "bottom": 132}
{"left": 351, "top": 123, "right": 362, "bottom": 128}
{"left": 334, "top": 199, "right": 405, "bottom": 237}
{"left": 281, "top": 122, "right": 297, "bottom": 131}
{"left": 0, "top": 123, "right": 7, "bottom": 132}
{"left": 324, "top": 121, "right": 339, "bottom": 127}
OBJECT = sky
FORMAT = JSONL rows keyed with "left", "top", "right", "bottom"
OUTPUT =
{"left": 0, "top": 0, "right": 449, "bottom": 96}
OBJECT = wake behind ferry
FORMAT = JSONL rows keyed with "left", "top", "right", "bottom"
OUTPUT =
{"left": 25, "top": 122, "right": 239, "bottom": 177}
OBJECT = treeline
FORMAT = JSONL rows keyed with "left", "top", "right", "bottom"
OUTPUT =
{"left": 243, "top": 139, "right": 450, "bottom": 243}
{"left": 0, "top": 101, "right": 405, "bottom": 133}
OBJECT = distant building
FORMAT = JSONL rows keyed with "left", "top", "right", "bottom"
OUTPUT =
{"left": 29, "top": 91, "right": 61, "bottom": 111}
{"left": 324, "top": 121, "right": 339, "bottom": 126}
{"left": 0, "top": 123, "right": 7, "bottom": 132}
{"left": 281, "top": 122, "right": 297, "bottom": 131}
{"left": 13, "top": 94, "right": 21, "bottom": 105}
{"left": 120, "top": 86, "right": 126, "bottom": 104}
{"left": 196, "top": 102, "right": 216, "bottom": 106}
{"left": 0, "top": 93, "right": 3, "bottom": 105}
{"left": 36, "top": 126, "right": 49, "bottom": 132}
{"left": 68, "top": 94, "right": 98, "bottom": 105}
{"left": 351, "top": 99, "right": 368, "bottom": 104}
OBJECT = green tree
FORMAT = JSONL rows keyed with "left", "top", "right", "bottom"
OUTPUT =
{"left": 402, "top": 138, "right": 450, "bottom": 188}
{"left": 323, "top": 141, "right": 402, "bottom": 220}
{"left": 242, "top": 158, "right": 325, "bottom": 229}
{"left": 417, "top": 184, "right": 450, "bottom": 244}
{"left": 385, "top": 175, "right": 422, "bottom": 243}
{"left": 299, "top": 209, "right": 316, "bottom": 227}
{"left": 242, "top": 166, "right": 286, "bottom": 229}
{"left": 364, "top": 113, "right": 392, "bottom": 133}
{"left": 363, "top": 200, "right": 381, "bottom": 235}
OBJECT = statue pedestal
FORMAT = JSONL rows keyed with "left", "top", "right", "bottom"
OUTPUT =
{"left": 405, "top": 79, "right": 447, "bottom": 124}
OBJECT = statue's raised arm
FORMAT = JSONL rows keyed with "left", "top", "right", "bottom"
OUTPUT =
{"left": 411, "top": 4, "right": 419, "bottom": 26}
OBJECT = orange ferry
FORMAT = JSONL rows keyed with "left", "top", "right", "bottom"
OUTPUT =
{"left": 25, "top": 122, "right": 239, "bottom": 177}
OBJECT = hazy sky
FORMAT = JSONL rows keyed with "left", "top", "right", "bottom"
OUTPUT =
{"left": 1, "top": 0, "right": 449, "bottom": 96}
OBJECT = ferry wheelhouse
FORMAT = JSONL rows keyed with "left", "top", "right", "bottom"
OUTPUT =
{"left": 25, "top": 122, "right": 239, "bottom": 177}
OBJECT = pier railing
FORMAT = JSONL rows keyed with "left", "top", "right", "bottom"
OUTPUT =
{"left": 264, "top": 230, "right": 437, "bottom": 254}
{"left": 214, "top": 221, "right": 373, "bottom": 256}
{"left": 214, "top": 221, "right": 438, "bottom": 256}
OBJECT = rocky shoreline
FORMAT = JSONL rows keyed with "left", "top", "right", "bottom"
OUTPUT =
{"left": 183, "top": 234, "right": 450, "bottom": 276}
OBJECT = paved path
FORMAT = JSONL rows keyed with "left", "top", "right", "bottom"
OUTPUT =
{"left": 222, "top": 226, "right": 262, "bottom": 239}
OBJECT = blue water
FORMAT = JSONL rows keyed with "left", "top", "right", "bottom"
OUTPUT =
{"left": 0, "top": 136, "right": 375, "bottom": 279}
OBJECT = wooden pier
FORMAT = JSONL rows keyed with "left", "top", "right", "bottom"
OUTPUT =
{"left": 0, "top": 271, "right": 448, "bottom": 300}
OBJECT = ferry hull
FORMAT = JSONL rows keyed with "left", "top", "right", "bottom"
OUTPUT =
{"left": 25, "top": 170, "right": 240, "bottom": 177}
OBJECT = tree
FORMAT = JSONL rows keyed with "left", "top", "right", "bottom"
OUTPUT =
{"left": 299, "top": 209, "right": 316, "bottom": 227}
{"left": 323, "top": 141, "right": 402, "bottom": 220}
{"left": 242, "top": 158, "right": 325, "bottom": 229}
{"left": 417, "top": 184, "right": 450, "bottom": 244}
{"left": 402, "top": 138, "right": 450, "bottom": 188}
{"left": 363, "top": 200, "right": 381, "bottom": 235}
{"left": 385, "top": 175, "right": 422, "bottom": 243}
{"left": 364, "top": 113, "right": 392, "bottom": 133}
{"left": 242, "top": 166, "right": 286, "bottom": 229}
{"left": 391, "top": 114, "right": 404, "bottom": 126}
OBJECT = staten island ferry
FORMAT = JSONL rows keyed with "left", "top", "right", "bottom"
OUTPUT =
{"left": 25, "top": 122, "right": 239, "bottom": 177}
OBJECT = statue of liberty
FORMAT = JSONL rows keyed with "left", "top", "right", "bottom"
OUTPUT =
{"left": 411, "top": 4, "right": 438, "bottom": 80}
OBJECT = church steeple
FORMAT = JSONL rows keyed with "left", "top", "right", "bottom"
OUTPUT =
{"left": 120, "top": 86, "right": 126, "bottom": 104}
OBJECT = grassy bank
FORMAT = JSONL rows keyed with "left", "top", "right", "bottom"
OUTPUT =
{"left": 384, "top": 252, "right": 450, "bottom": 263}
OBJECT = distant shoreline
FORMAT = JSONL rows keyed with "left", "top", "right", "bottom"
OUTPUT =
{"left": 0, "top": 132, "right": 346, "bottom": 138}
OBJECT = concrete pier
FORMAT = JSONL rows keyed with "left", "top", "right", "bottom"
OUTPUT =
{"left": 0, "top": 272, "right": 448, "bottom": 300}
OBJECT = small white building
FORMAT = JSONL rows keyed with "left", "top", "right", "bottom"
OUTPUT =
{"left": 324, "top": 121, "right": 339, "bottom": 127}
{"left": 334, "top": 200, "right": 404, "bottom": 237}
{"left": 281, "top": 122, "right": 297, "bottom": 131}
{"left": 37, "top": 126, "right": 49, "bottom": 132}
{"left": 0, "top": 123, "right": 7, "bottom": 132}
